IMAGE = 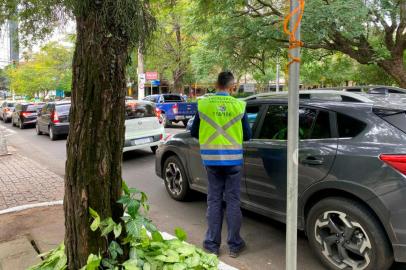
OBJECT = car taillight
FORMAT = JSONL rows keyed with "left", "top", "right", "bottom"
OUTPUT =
{"left": 155, "top": 108, "right": 163, "bottom": 124}
{"left": 172, "top": 104, "right": 178, "bottom": 114}
{"left": 21, "top": 112, "right": 32, "bottom": 117}
{"left": 51, "top": 111, "right": 60, "bottom": 123}
{"left": 380, "top": 154, "right": 406, "bottom": 175}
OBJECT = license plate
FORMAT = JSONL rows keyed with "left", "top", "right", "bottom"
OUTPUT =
{"left": 131, "top": 137, "right": 152, "bottom": 146}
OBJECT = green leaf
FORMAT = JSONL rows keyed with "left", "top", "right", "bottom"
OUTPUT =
{"left": 143, "top": 262, "right": 151, "bottom": 270}
{"left": 128, "top": 188, "right": 141, "bottom": 194}
{"left": 151, "top": 231, "right": 164, "bottom": 242}
{"left": 101, "top": 218, "right": 116, "bottom": 237}
{"left": 90, "top": 216, "right": 100, "bottom": 232}
{"left": 108, "top": 241, "right": 123, "bottom": 260}
{"left": 122, "top": 181, "right": 130, "bottom": 195}
{"left": 114, "top": 223, "right": 122, "bottom": 238}
{"left": 117, "top": 195, "right": 131, "bottom": 205}
{"left": 173, "top": 263, "right": 187, "bottom": 270}
{"left": 127, "top": 199, "right": 141, "bottom": 218}
{"left": 176, "top": 245, "right": 195, "bottom": 257}
{"left": 122, "top": 259, "right": 141, "bottom": 270}
{"left": 83, "top": 254, "right": 102, "bottom": 270}
{"left": 174, "top": 227, "right": 187, "bottom": 241}
{"left": 89, "top": 207, "right": 99, "bottom": 219}
{"left": 185, "top": 254, "right": 200, "bottom": 268}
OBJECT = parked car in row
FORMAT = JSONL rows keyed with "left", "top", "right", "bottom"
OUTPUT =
{"left": 124, "top": 100, "right": 165, "bottom": 154}
{"left": 36, "top": 101, "right": 71, "bottom": 140}
{"left": 144, "top": 94, "right": 197, "bottom": 127}
{"left": 11, "top": 102, "right": 45, "bottom": 129}
{"left": 156, "top": 91, "right": 406, "bottom": 270}
{"left": 0, "top": 101, "right": 15, "bottom": 123}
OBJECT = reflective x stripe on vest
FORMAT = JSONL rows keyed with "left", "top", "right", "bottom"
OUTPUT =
{"left": 198, "top": 96, "right": 245, "bottom": 166}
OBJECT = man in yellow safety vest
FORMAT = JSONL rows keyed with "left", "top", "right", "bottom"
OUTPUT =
{"left": 191, "top": 71, "right": 252, "bottom": 258}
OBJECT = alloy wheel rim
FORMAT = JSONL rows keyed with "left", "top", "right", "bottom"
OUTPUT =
{"left": 314, "top": 211, "right": 372, "bottom": 270}
{"left": 165, "top": 162, "right": 183, "bottom": 196}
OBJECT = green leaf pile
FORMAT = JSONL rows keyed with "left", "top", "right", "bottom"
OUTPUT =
{"left": 30, "top": 181, "right": 219, "bottom": 270}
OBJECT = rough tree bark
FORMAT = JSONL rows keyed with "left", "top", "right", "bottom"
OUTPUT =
{"left": 63, "top": 7, "right": 128, "bottom": 269}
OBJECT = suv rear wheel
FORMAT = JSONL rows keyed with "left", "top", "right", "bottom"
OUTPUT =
{"left": 306, "top": 197, "right": 393, "bottom": 270}
{"left": 163, "top": 155, "right": 190, "bottom": 201}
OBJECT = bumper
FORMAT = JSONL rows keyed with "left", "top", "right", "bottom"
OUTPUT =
{"left": 374, "top": 186, "right": 406, "bottom": 262}
{"left": 22, "top": 118, "right": 37, "bottom": 125}
{"left": 123, "top": 134, "right": 163, "bottom": 152}
{"left": 52, "top": 123, "right": 70, "bottom": 135}
{"left": 173, "top": 115, "right": 194, "bottom": 121}
{"left": 155, "top": 147, "right": 164, "bottom": 178}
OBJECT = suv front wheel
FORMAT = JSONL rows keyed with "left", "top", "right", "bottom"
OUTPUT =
{"left": 306, "top": 197, "right": 393, "bottom": 270}
{"left": 163, "top": 155, "right": 190, "bottom": 201}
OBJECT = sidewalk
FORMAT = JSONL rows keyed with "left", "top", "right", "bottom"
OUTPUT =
{"left": 0, "top": 152, "right": 64, "bottom": 211}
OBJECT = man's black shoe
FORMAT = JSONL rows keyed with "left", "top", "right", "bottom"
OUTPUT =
{"left": 203, "top": 247, "right": 219, "bottom": 257}
{"left": 229, "top": 242, "right": 246, "bottom": 258}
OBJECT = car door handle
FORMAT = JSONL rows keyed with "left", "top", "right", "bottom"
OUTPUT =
{"left": 301, "top": 156, "right": 324, "bottom": 165}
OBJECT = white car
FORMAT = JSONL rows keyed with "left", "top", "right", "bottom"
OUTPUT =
{"left": 124, "top": 100, "right": 165, "bottom": 154}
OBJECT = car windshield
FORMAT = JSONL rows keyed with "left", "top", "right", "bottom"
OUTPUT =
{"left": 125, "top": 102, "right": 155, "bottom": 119}
{"left": 56, "top": 104, "right": 71, "bottom": 114}
{"left": 6, "top": 103, "right": 15, "bottom": 107}
{"left": 163, "top": 95, "right": 182, "bottom": 102}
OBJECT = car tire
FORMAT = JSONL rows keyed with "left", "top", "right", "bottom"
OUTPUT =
{"left": 150, "top": 146, "right": 158, "bottom": 154}
{"left": 306, "top": 197, "right": 393, "bottom": 270}
{"left": 49, "top": 127, "right": 57, "bottom": 141}
{"left": 36, "top": 124, "right": 42, "bottom": 135}
{"left": 163, "top": 155, "right": 190, "bottom": 201}
{"left": 162, "top": 113, "right": 170, "bottom": 128}
{"left": 182, "top": 120, "right": 189, "bottom": 127}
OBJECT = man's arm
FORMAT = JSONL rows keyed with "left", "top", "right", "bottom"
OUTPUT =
{"left": 190, "top": 113, "right": 200, "bottom": 139}
{"left": 242, "top": 112, "right": 252, "bottom": 141}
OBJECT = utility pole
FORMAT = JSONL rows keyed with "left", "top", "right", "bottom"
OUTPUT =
{"left": 276, "top": 52, "right": 281, "bottom": 92}
{"left": 137, "top": 45, "right": 145, "bottom": 100}
{"left": 8, "top": 19, "right": 19, "bottom": 101}
{"left": 286, "top": 0, "right": 302, "bottom": 270}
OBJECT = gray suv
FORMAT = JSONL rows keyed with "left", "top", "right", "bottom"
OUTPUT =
{"left": 156, "top": 95, "right": 406, "bottom": 270}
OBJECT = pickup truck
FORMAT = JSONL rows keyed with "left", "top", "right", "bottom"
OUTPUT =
{"left": 144, "top": 94, "right": 197, "bottom": 127}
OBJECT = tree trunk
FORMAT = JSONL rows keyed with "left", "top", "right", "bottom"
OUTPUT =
{"left": 379, "top": 57, "right": 406, "bottom": 88}
{"left": 64, "top": 12, "right": 128, "bottom": 269}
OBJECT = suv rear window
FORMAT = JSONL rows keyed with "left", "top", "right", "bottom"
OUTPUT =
{"left": 126, "top": 102, "right": 155, "bottom": 119}
{"left": 337, "top": 113, "right": 366, "bottom": 138}
{"left": 56, "top": 104, "right": 71, "bottom": 114}
{"left": 6, "top": 102, "right": 14, "bottom": 107}
{"left": 163, "top": 95, "right": 182, "bottom": 102}
{"left": 26, "top": 104, "right": 43, "bottom": 112}
{"left": 373, "top": 108, "right": 406, "bottom": 133}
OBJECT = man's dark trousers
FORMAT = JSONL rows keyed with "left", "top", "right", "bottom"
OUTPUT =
{"left": 203, "top": 165, "right": 245, "bottom": 253}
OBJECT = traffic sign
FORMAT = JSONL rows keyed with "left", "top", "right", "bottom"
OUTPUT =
{"left": 146, "top": 71, "right": 158, "bottom": 81}
{"left": 151, "top": 80, "right": 160, "bottom": 86}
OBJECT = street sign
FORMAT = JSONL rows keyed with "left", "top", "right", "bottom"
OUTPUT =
{"left": 139, "top": 73, "right": 146, "bottom": 83}
{"left": 146, "top": 71, "right": 158, "bottom": 81}
{"left": 151, "top": 80, "right": 160, "bottom": 86}
{"left": 243, "top": 83, "right": 255, "bottom": 93}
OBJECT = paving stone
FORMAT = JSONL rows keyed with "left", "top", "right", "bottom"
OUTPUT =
{"left": 0, "top": 154, "right": 64, "bottom": 210}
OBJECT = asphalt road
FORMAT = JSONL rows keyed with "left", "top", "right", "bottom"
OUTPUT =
{"left": 1, "top": 121, "right": 405, "bottom": 270}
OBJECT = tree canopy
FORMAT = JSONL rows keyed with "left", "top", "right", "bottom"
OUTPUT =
{"left": 5, "top": 42, "right": 73, "bottom": 97}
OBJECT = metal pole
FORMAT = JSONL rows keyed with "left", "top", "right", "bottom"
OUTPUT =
{"left": 286, "top": 0, "right": 301, "bottom": 270}
{"left": 137, "top": 45, "right": 145, "bottom": 100}
{"left": 276, "top": 54, "right": 280, "bottom": 92}
{"left": 0, "top": 127, "right": 9, "bottom": 156}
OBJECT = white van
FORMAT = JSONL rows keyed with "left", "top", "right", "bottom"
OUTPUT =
{"left": 124, "top": 100, "right": 165, "bottom": 153}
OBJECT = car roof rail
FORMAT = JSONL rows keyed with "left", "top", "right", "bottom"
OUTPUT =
{"left": 243, "top": 90, "right": 374, "bottom": 103}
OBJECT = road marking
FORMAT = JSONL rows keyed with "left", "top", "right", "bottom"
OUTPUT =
{"left": 0, "top": 200, "right": 63, "bottom": 215}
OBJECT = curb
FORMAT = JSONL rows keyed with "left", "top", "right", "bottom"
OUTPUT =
{"left": 0, "top": 200, "right": 63, "bottom": 215}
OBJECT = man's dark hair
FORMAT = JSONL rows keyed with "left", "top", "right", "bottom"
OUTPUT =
{"left": 217, "top": 71, "right": 235, "bottom": 89}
